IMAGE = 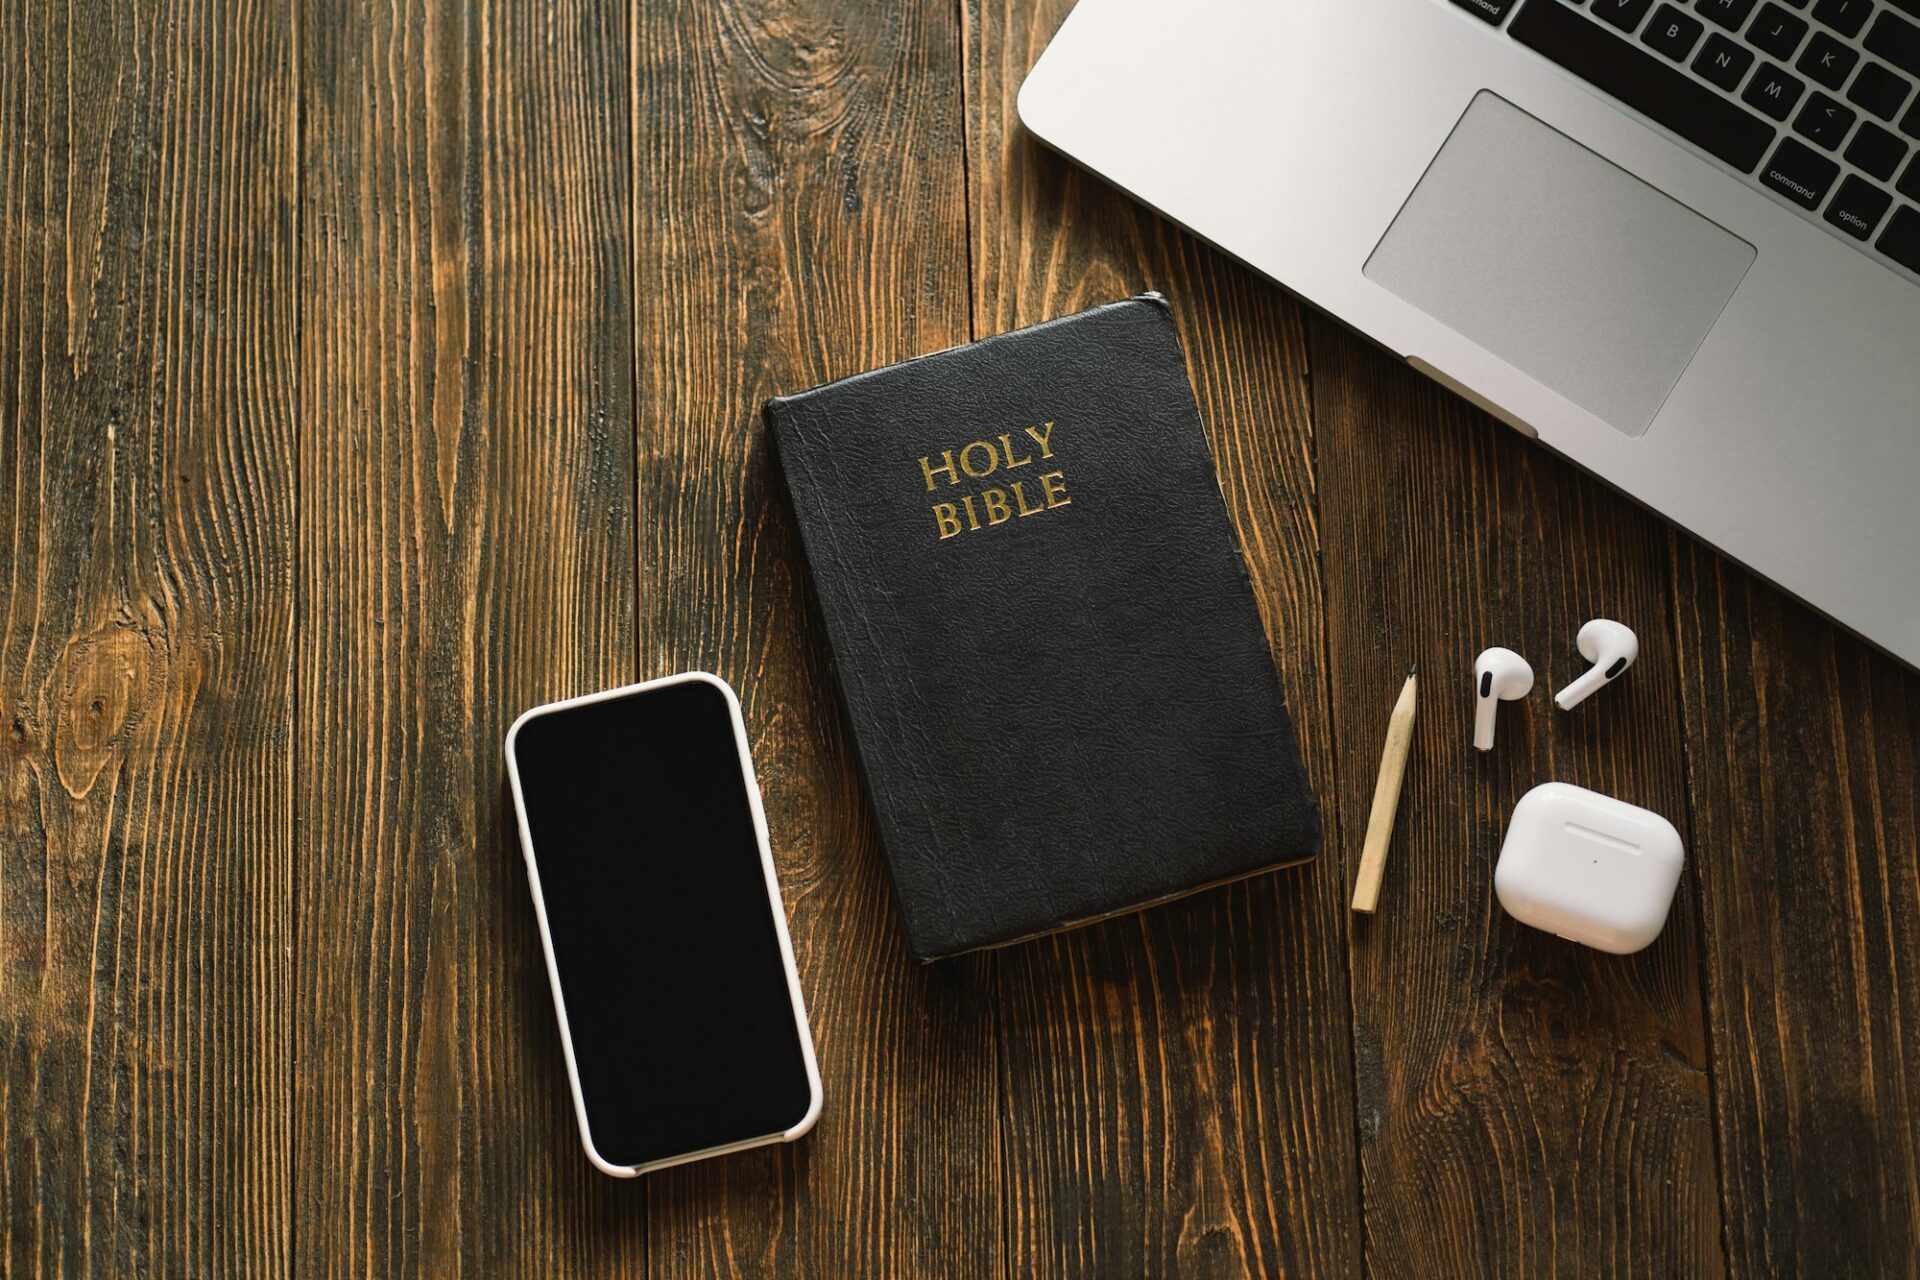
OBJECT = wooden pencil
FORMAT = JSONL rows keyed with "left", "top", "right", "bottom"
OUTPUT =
{"left": 1351, "top": 667, "right": 1417, "bottom": 914}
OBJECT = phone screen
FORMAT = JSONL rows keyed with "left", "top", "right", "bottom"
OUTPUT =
{"left": 509, "top": 677, "right": 814, "bottom": 1169}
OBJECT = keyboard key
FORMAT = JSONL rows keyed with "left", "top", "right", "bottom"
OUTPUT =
{"left": 1875, "top": 204, "right": 1920, "bottom": 270}
{"left": 1695, "top": 33, "right": 1757, "bottom": 88}
{"left": 1866, "top": 13, "right": 1920, "bottom": 81}
{"left": 1696, "top": 0, "right": 1758, "bottom": 29}
{"left": 1448, "top": 0, "right": 1520, "bottom": 24}
{"left": 1900, "top": 152, "right": 1920, "bottom": 199}
{"left": 1846, "top": 121, "right": 1910, "bottom": 179}
{"left": 1904, "top": 99, "right": 1920, "bottom": 137}
{"left": 1644, "top": 5, "right": 1704, "bottom": 58}
{"left": 1797, "top": 33, "right": 1859, "bottom": 88}
{"left": 1893, "top": 0, "right": 1920, "bottom": 17}
{"left": 1824, "top": 174, "right": 1894, "bottom": 237}
{"left": 1793, "top": 92, "right": 1856, "bottom": 147}
{"left": 1761, "top": 136, "right": 1842, "bottom": 205}
{"left": 1750, "top": 3, "right": 1809, "bottom": 60}
{"left": 1743, "top": 63, "right": 1808, "bottom": 120}
{"left": 1847, "top": 63, "right": 1914, "bottom": 120}
{"left": 1592, "top": 0, "right": 1655, "bottom": 30}
{"left": 1510, "top": 0, "right": 1778, "bottom": 170}
{"left": 1810, "top": 0, "right": 1870, "bottom": 38}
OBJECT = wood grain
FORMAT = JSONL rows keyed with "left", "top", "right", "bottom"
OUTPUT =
{"left": 296, "top": 0, "right": 640, "bottom": 1273}
{"left": 5, "top": 0, "right": 1918, "bottom": 1271}
{"left": 1669, "top": 541, "right": 1920, "bottom": 1274}
{"left": 967, "top": 3, "right": 1364, "bottom": 1274}
{"left": 632, "top": 1, "right": 1001, "bottom": 1276}
{"left": 1310, "top": 319, "right": 1724, "bottom": 1275}
{"left": 0, "top": 0, "right": 295, "bottom": 1274}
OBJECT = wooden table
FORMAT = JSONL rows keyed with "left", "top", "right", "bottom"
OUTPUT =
{"left": 3, "top": 0, "right": 1917, "bottom": 1274}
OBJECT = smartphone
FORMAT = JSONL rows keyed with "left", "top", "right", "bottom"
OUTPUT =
{"left": 505, "top": 672, "right": 822, "bottom": 1176}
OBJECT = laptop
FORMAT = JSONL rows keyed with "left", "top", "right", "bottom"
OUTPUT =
{"left": 1019, "top": 0, "right": 1920, "bottom": 668}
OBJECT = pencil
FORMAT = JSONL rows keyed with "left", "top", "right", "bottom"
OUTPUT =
{"left": 1351, "top": 667, "right": 1417, "bottom": 914}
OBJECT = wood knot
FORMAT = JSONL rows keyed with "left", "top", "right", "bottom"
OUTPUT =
{"left": 52, "top": 621, "right": 164, "bottom": 799}
{"left": 734, "top": 5, "right": 852, "bottom": 99}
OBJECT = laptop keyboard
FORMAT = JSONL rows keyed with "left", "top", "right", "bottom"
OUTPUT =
{"left": 1450, "top": 0, "right": 1920, "bottom": 278}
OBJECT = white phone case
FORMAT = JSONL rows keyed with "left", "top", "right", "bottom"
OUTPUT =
{"left": 504, "top": 671, "right": 823, "bottom": 1176}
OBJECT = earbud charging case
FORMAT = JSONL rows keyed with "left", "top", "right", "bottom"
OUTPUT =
{"left": 1494, "top": 782, "right": 1684, "bottom": 955}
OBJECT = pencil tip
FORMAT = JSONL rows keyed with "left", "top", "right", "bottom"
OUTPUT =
{"left": 1408, "top": 663, "right": 1418, "bottom": 677}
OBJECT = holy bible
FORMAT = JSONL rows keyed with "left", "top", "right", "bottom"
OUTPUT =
{"left": 766, "top": 295, "right": 1320, "bottom": 960}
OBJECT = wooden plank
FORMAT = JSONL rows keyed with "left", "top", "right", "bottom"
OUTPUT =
{"left": 965, "top": 4, "right": 1364, "bottom": 1274}
{"left": 1669, "top": 544, "right": 1920, "bottom": 1273}
{"left": 295, "top": 0, "right": 641, "bottom": 1273}
{"left": 1310, "top": 319, "right": 1724, "bottom": 1274}
{"left": 631, "top": 1, "right": 999, "bottom": 1276}
{"left": 0, "top": 0, "right": 295, "bottom": 1274}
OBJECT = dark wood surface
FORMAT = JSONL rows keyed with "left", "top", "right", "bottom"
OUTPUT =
{"left": 3, "top": 0, "right": 1916, "bottom": 1275}
{"left": 0, "top": 0, "right": 296, "bottom": 1274}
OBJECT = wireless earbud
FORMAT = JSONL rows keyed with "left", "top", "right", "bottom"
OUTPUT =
{"left": 1473, "top": 647, "right": 1534, "bottom": 752}
{"left": 1554, "top": 619, "right": 1639, "bottom": 710}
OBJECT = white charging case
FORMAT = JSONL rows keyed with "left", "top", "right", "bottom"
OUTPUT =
{"left": 1493, "top": 782, "right": 1684, "bottom": 955}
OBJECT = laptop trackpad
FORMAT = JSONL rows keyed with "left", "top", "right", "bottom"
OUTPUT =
{"left": 1363, "top": 91, "right": 1754, "bottom": 438}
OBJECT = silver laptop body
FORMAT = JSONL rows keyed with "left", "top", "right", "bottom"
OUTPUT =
{"left": 1019, "top": 0, "right": 1920, "bottom": 666}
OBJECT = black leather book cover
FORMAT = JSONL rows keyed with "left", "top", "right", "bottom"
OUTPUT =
{"left": 766, "top": 295, "right": 1320, "bottom": 960}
